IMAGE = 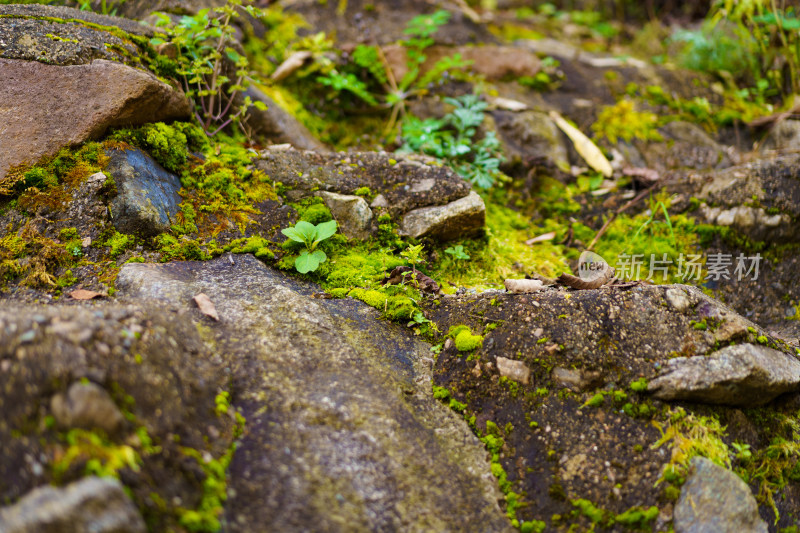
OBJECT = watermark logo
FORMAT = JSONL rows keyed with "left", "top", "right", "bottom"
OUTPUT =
{"left": 606, "top": 252, "right": 762, "bottom": 282}
{"left": 577, "top": 250, "right": 614, "bottom": 283}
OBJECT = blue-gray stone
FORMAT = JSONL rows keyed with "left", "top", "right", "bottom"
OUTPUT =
{"left": 106, "top": 147, "right": 182, "bottom": 238}
{"left": 675, "top": 457, "right": 767, "bottom": 533}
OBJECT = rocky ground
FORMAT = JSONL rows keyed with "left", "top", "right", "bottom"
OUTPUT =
{"left": 1, "top": 1, "right": 800, "bottom": 532}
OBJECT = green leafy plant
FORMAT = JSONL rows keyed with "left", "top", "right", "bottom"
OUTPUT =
{"left": 152, "top": 0, "right": 267, "bottom": 136}
{"left": 315, "top": 10, "right": 470, "bottom": 134}
{"left": 445, "top": 244, "right": 470, "bottom": 260}
{"left": 75, "top": 0, "right": 126, "bottom": 15}
{"left": 400, "top": 243, "right": 425, "bottom": 272}
{"left": 400, "top": 94, "right": 504, "bottom": 189}
{"left": 281, "top": 220, "right": 337, "bottom": 273}
{"left": 676, "top": 0, "right": 800, "bottom": 97}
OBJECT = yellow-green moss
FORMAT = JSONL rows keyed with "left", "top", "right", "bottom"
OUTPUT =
{"left": 348, "top": 287, "right": 388, "bottom": 308}
{"left": 448, "top": 325, "right": 483, "bottom": 352}
{"left": 226, "top": 235, "right": 275, "bottom": 260}
{"left": 109, "top": 122, "right": 207, "bottom": 174}
{"left": 104, "top": 231, "right": 134, "bottom": 259}
{"left": 298, "top": 202, "right": 333, "bottom": 224}
{"left": 429, "top": 195, "right": 572, "bottom": 291}
{"left": 592, "top": 99, "right": 664, "bottom": 145}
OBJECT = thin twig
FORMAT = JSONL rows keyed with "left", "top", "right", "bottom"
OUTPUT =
{"left": 587, "top": 183, "right": 659, "bottom": 251}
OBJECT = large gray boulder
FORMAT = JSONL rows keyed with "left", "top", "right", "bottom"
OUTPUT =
{"left": 115, "top": 254, "right": 512, "bottom": 532}
{"left": 0, "top": 476, "right": 146, "bottom": 533}
{"left": 674, "top": 457, "right": 767, "bottom": 533}
{"left": 0, "top": 304, "right": 233, "bottom": 530}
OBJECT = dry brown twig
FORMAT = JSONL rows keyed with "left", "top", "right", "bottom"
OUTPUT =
{"left": 586, "top": 182, "right": 660, "bottom": 252}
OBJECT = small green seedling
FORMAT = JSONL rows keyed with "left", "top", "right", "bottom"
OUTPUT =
{"left": 281, "top": 220, "right": 338, "bottom": 273}
{"left": 445, "top": 244, "right": 470, "bottom": 260}
{"left": 401, "top": 244, "right": 425, "bottom": 271}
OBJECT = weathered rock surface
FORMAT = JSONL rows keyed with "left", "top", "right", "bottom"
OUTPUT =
{"left": 399, "top": 190, "right": 485, "bottom": 240}
{"left": 491, "top": 110, "right": 570, "bottom": 170}
{"left": 0, "top": 476, "right": 146, "bottom": 533}
{"left": 0, "top": 58, "right": 190, "bottom": 180}
{"left": 114, "top": 255, "right": 511, "bottom": 532}
{"left": 648, "top": 343, "right": 800, "bottom": 406}
{"left": 496, "top": 356, "right": 531, "bottom": 385}
{"left": 255, "top": 149, "right": 472, "bottom": 216}
{"left": 680, "top": 154, "right": 800, "bottom": 244}
{"left": 318, "top": 191, "right": 373, "bottom": 240}
{"left": 0, "top": 304, "right": 232, "bottom": 529}
{"left": 106, "top": 147, "right": 184, "bottom": 237}
{"left": 674, "top": 457, "right": 767, "bottom": 533}
{"left": 0, "top": 6, "right": 149, "bottom": 68}
{"left": 0, "top": 4, "right": 153, "bottom": 41}
{"left": 50, "top": 381, "right": 125, "bottom": 434}
{"left": 424, "top": 283, "right": 800, "bottom": 529}
{"left": 0, "top": 5, "right": 190, "bottom": 179}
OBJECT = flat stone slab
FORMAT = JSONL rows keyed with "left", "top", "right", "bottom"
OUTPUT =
{"left": 648, "top": 343, "right": 800, "bottom": 406}
{"left": 399, "top": 190, "right": 485, "bottom": 240}
{"left": 254, "top": 149, "right": 472, "bottom": 218}
{"left": 0, "top": 58, "right": 189, "bottom": 179}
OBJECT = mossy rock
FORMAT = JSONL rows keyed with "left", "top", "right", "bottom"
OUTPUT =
{"left": 426, "top": 284, "right": 800, "bottom": 529}
{"left": 0, "top": 303, "right": 234, "bottom": 530}
{"left": 254, "top": 149, "right": 472, "bottom": 218}
{"left": 0, "top": 4, "right": 154, "bottom": 68}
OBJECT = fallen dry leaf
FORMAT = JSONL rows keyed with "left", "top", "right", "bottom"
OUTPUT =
{"left": 525, "top": 231, "right": 557, "bottom": 245}
{"left": 271, "top": 51, "right": 312, "bottom": 81}
{"left": 557, "top": 263, "right": 615, "bottom": 290}
{"left": 69, "top": 289, "right": 104, "bottom": 300}
{"left": 490, "top": 96, "right": 528, "bottom": 111}
{"left": 193, "top": 293, "right": 220, "bottom": 321}
{"left": 550, "top": 111, "right": 613, "bottom": 177}
{"left": 382, "top": 266, "right": 440, "bottom": 294}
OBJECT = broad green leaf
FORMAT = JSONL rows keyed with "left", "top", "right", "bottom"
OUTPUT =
{"left": 294, "top": 221, "right": 318, "bottom": 243}
{"left": 313, "top": 220, "right": 338, "bottom": 243}
{"left": 311, "top": 249, "right": 327, "bottom": 263}
{"left": 281, "top": 227, "right": 306, "bottom": 243}
{"left": 783, "top": 17, "right": 800, "bottom": 29}
{"left": 253, "top": 101, "right": 268, "bottom": 111}
{"left": 225, "top": 47, "right": 241, "bottom": 63}
{"left": 295, "top": 250, "right": 320, "bottom": 273}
